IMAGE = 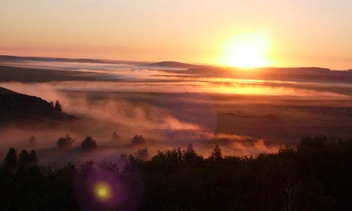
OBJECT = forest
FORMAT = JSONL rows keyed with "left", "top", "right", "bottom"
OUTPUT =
{"left": 1, "top": 135, "right": 351, "bottom": 211}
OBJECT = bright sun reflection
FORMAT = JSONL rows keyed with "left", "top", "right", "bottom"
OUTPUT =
{"left": 221, "top": 33, "right": 272, "bottom": 68}
{"left": 94, "top": 182, "right": 113, "bottom": 201}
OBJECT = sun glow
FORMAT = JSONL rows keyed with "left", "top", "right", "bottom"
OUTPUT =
{"left": 221, "top": 33, "right": 272, "bottom": 68}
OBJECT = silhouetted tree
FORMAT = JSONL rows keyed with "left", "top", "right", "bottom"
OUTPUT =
{"left": 186, "top": 143, "right": 195, "bottom": 153}
{"left": 131, "top": 135, "right": 146, "bottom": 146}
{"left": 119, "top": 153, "right": 128, "bottom": 166}
{"left": 135, "top": 147, "right": 149, "bottom": 160}
{"left": 19, "top": 149, "right": 31, "bottom": 168}
{"left": 111, "top": 131, "right": 121, "bottom": 146}
{"left": 81, "top": 136, "right": 97, "bottom": 151}
{"left": 28, "top": 135, "right": 36, "bottom": 148}
{"left": 50, "top": 101, "right": 54, "bottom": 108}
{"left": 183, "top": 143, "right": 200, "bottom": 164}
{"left": 53, "top": 162, "right": 78, "bottom": 210}
{"left": 29, "top": 150, "right": 38, "bottom": 165}
{"left": 54, "top": 100, "right": 62, "bottom": 112}
{"left": 57, "top": 134, "right": 75, "bottom": 150}
{"left": 210, "top": 145, "right": 222, "bottom": 161}
{"left": 298, "top": 135, "right": 328, "bottom": 150}
{"left": 3, "top": 147, "right": 17, "bottom": 171}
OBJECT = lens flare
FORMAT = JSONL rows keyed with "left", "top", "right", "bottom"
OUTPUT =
{"left": 93, "top": 182, "right": 113, "bottom": 201}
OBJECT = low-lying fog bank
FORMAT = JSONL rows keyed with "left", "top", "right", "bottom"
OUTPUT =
{"left": 1, "top": 80, "right": 352, "bottom": 167}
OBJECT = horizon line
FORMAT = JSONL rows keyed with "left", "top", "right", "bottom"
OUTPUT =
{"left": 0, "top": 54, "right": 351, "bottom": 71}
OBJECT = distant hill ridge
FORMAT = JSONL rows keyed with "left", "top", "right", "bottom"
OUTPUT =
{"left": 1, "top": 55, "right": 351, "bottom": 71}
{"left": 147, "top": 61, "right": 207, "bottom": 69}
{"left": 147, "top": 61, "right": 215, "bottom": 69}
{"left": 1, "top": 55, "right": 352, "bottom": 83}
{"left": 0, "top": 55, "right": 148, "bottom": 65}
{"left": 0, "top": 55, "right": 111, "bottom": 64}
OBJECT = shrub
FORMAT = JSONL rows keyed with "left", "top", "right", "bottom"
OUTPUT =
{"left": 57, "top": 135, "right": 75, "bottom": 150}
{"left": 81, "top": 136, "right": 97, "bottom": 151}
{"left": 131, "top": 135, "right": 146, "bottom": 146}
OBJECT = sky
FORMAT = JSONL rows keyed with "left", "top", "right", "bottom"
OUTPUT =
{"left": 1, "top": 0, "right": 352, "bottom": 69}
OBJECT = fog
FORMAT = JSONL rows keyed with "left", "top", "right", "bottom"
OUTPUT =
{"left": 1, "top": 60, "right": 352, "bottom": 166}
{"left": 0, "top": 81, "right": 286, "bottom": 166}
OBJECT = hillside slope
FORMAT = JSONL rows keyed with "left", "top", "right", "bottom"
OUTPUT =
{"left": 0, "top": 87, "right": 76, "bottom": 125}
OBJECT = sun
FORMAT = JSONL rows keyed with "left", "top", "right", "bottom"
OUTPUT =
{"left": 228, "top": 42, "right": 266, "bottom": 68}
{"left": 221, "top": 33, "right": 272, "bottom": 68}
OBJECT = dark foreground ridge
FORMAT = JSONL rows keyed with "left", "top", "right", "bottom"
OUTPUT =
{"left": 0, "top": 136, "right": 352, "bottom": 210}
{"left": 0, "top": 86, "right": 76, "bottom": 125}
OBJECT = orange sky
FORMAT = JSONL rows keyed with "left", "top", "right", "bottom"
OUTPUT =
{"left": 1, "top": 0, "right": 352, "bottom": 69}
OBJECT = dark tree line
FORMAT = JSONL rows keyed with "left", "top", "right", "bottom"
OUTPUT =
{"left": 55, "top": 133, "right": 147, "bottom": 151}
{"left": 3, "top": 148, "right": 37, "bottom": 171}
{"left": 1, "top": 135, "right": 352, "bottom": 210}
